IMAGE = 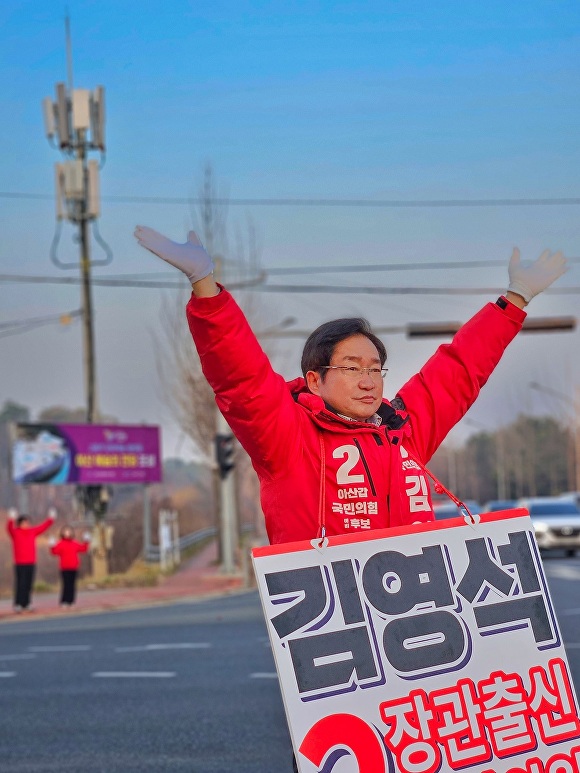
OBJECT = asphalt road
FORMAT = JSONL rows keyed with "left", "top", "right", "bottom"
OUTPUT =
{"left": 0, "top": 592, "right": 293, "bottom": 773}
{"left": 540, "top": 552, "right": 580, "bottom": 689}
{"left": 2, "top": 555, "right": 580, "bottom": 773}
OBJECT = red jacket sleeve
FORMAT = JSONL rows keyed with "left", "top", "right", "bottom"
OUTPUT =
{"left": 186, "top": 289, "right": 304, "bottom": 478}
{"left": 398, "top": 298, "right": 526, "bottom": 463}
{"left": 31, "top": 518, "right": 54, "bottom": 537}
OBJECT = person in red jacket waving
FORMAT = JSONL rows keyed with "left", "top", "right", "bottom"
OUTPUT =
{"left": 49, "top": 526, "right": 91, "bottom": 607}
{"left": 134, "top": 226, "right": 567, "bottom": 545}
{"left": 6, "top": 507, "right": 56, "bottom": 612}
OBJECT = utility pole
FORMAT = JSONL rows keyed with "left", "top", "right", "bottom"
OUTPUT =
{"left": 42, "top": 14, "right": 112, "bottom": 579}
{"left": 42, "top": 16, "right": 108, "bottom": 422}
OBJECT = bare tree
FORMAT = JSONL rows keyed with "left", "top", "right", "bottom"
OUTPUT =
{"left": 154, "top": 163, "right": 269, "bottom": 539}
{"left": 155, "top": 164, "right": 264, "bottom": 454}
{"left": 156, "top": 292, "right": 217, "bottom": 457}
{"left": 432, "top": 413, "right": 572, "bottom": 504}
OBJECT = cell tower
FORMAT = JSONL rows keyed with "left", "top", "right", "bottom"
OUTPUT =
{"left": 41, "top": 13, "right": 112, "bottom": 425}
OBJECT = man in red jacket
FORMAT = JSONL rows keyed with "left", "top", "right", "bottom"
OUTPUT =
{"left": 6, "top": 507, "right": 56, "bottom": 612}
{"left": 135, "top": 226, "right": 567, "bottom": 545}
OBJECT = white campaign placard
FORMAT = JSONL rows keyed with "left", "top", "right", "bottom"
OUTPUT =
{"left": 252, "top": 509, "right": 580, "bottom": 773}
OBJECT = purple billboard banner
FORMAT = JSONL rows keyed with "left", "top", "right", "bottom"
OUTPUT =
{"left": 12, "top": 423, "right": 162, "bottom": 485}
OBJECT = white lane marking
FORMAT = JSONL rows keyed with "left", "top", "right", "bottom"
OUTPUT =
{"left": 92, "top": 672, "right": 176, "bottom": 678}
{"left": 114, "top": 643, "right": 211, "bottom": 653}
{"left": 0, "top": 654, "right": 36, "bottom": 661}
{"left": 250, "top": 672, "right": 278, "bottom": 679}
{"left": 0, "top": 672, "right": 16, "bottom": 678}
{"left": 28, "top": 645, "right": 92, "bottom": 653}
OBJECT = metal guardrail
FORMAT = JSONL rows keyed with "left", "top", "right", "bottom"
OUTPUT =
{"left": 145, "top": 527, "right": 217, "bottom": 563}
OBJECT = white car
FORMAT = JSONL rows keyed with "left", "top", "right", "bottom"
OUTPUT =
{"left": 518, "top": 497, "right": 580, "bottom": 556}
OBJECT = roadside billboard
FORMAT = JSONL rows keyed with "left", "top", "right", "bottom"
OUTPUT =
{"left": 11, "top": 423, "right": 162, "bottom": 485}
{"left": 253, "top": 510, "right": 580, "bottom": 773}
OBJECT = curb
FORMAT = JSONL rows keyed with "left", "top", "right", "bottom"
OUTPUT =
{"left": 0, "top": 584, "right": 252, "bottom": 625}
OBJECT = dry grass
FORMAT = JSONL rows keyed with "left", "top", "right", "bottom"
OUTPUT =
{"left": 78, "top": 559, "right": 162, "bottom": 590}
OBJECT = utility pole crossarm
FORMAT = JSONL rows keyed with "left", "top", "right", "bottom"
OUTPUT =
{"left": 258, "top": 317, "right": 577, "bottom": 340}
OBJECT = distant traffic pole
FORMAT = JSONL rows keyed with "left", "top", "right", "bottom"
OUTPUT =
{"left": 212, "top": 256, "right": 238, "bottom": 575}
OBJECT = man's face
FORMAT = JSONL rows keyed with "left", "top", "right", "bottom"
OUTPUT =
{"left": 306, "top": 334, "right": 384, "bottom": 421}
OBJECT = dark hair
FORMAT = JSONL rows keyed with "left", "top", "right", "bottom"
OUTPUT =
{"left": 16, "top": 515, "right": 29, "bottom": 527}
{"left": 301, "top": 318, "right": 387, "bottom": 379}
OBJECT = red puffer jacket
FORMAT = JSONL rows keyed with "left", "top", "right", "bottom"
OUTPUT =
{"left": 7, "top": 519, "right": 54, "bottom": 564}
{"left": 50, "top": 538, "right": 89, "bottom": 570}
{"left": 186, "top": 290, "right": 525, "bottom": 545}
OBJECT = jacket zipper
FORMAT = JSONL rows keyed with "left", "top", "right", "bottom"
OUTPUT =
{"left": 353, "top": 438, "right": 377, "bottom": 497}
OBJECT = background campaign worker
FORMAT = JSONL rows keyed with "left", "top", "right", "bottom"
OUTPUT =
{"left": 6, "top": 507, "right": 57, "bottom": 612}
{"left": 49, "top": 526, "right": 91, "bottom": 607}
{"left": 134, "top": 225, "right": 567, "bottom": 545}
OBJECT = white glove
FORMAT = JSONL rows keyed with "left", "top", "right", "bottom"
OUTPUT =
{"left": 508, "top": 248, "right": 567, "bottom": 303}
{"left": 48, "top": 507, "right": 57, "bottom": 520}
{"left": 134, "top": 226, "right": 214, "bottom": 284}
{"left": 82, "top": 532, "right": 92, "bottom": 543}
{"left": 48, "top": 536, "right": 57, "bottom": 547}
{"left": 8, "top": 508, "right": 18, "bottom": 521}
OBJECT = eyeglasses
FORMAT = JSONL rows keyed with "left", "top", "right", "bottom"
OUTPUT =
{"left": 320, "top": 366, "right": 388, "bottom": 380}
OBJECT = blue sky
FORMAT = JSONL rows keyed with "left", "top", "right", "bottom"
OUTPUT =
{"left": 0, "top": 1, "right": 579, "bottom": 458}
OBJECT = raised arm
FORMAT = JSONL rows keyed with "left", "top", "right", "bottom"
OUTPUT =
{"left": 134, "top": 226, "right": 220, "bottom": 298}
{"left": 31, "top": 508, "right": 57, "bottom": 537}
{"left": 134, "top": 225, "right": 303, "bottom": 476}
{"left": 78, "top": 540, "right": 90, "bottom": 554}
{"left": 506, "top": 247, "right": 567, "bottom": 308}
{"left": 399, "top": 248, "right": 567, "bottom": 462}
{"left": 6, "top": 507, "right": 18, "bottom": 537}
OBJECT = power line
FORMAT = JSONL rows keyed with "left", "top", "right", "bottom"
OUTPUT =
{"left": 14, "top": 253, "right": 578, "bottom": 283}
{"left": 255, "top": 284, "right": 580, "bottom": 295}
{"left": 1, "top": 191, "right": 580, "bottom": 208}
{"left": 267, "top": 256, "right": 580, "bottom": 275}
{"left": 0, "top": 253, "right": 578, "bottom": 287}
{"left": 0, "top": 272, "right": 263, "bottom": 290}
{"left": 0, "top": 273, "right": 186, "bottom": 288}
{"left": 0, "top": 309, "right": 81, "bottom": 339}
{"left": 0, "top": 273, "right": 579, "bottom": 295}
